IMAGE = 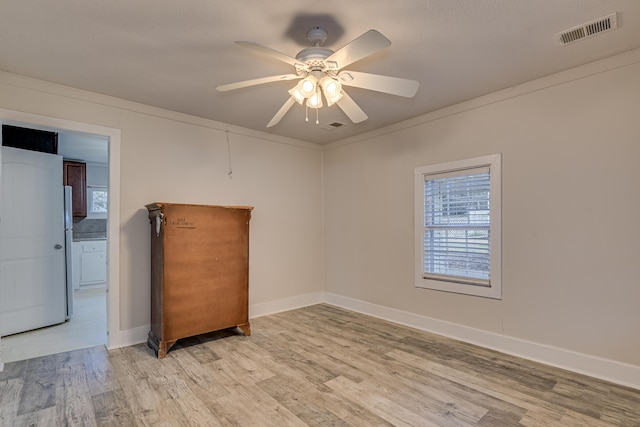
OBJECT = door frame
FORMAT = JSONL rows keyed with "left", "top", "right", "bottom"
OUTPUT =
{"left": 0, "top": 108, "right": 121, "bottom": 353}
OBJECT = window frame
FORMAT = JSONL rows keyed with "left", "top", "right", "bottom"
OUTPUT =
{"left": 414, "top": 154, "right": 502, "bottom": 299}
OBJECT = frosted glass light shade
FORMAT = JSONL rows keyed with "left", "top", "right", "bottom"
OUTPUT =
{"left": 320, "top": 76, "right": 343, "bottom": 106}
{"left": 306, "top": 91, "right": 323, "bottom": 109}
{"left": 288, "top": 86, "right": 305, "bottom": 104}
{"left": 298, "top": 76, "right": 317, "bottom": 97}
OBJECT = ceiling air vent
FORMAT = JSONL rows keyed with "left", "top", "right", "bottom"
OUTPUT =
{"left": 557, "top": 13, "right": 618, "bottom": 45}
{"left": 320, "top": 121, "right": 346, "bottom": 131}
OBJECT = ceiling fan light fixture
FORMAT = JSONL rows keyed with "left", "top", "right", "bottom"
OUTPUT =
{"left": 306, "top": 90, "right": 323, "bottom": 109}
{"left": 288, "top": 86, "right": 305, "bottom": 104}
{"left": 297, "top": 75, "right": 317, "bottom": 98}
{"left": 320, "top": 76, "right": 340, "bottom": 95}
{"left": 320, "top": 76, "right": 343, "bottom": 106}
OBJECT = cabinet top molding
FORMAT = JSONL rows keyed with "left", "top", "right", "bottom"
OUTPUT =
{"left": 145, "top": 202, "right": 254, "bottom": 211}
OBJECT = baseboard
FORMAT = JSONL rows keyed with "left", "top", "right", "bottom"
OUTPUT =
{"left": 107, "top": 324, "right": 149, "bottom": 350}
{"left": 105, "top": 291, "right": 326, "bottom": 351}
{"left": 324, "top": 292, "right": 640, "bottom": 391}
{"left": 249, "top": 292, "right": 325, "bottom": 318}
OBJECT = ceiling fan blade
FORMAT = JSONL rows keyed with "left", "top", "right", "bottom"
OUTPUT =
{"left": 336, "top": 91, "right": 368, "bottom": 123}
{"left": 235, "top": 41, "right": 307, "bottom": 69}
{"left": 325, "top": 30, "right": 391, "bottom": 70}
{"left": 338, "top": 71, "right": 419, "bottom": 98}
{"left": 216, "top": 74, "right": 301, "bottom": 92}
{"left": 267, "top": 97, "right": 296, "bottom": 128}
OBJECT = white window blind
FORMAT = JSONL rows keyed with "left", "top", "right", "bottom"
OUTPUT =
{"left": 423, "top": 166, "right": 491, "bottom": 286}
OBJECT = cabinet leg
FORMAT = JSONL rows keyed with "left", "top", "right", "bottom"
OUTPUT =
{"left": 147, "top": 332, "right": 177, "bottom": 359}
{"left": 158, "top": 341, "right": 167, "bottom": 359}
{"left": 147, "top": 331, "right": 161, "bottom": 357}
{"left": 238, "top": 322, "right": 251, "bottom": 336}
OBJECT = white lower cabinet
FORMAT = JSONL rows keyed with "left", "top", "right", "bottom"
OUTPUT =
{"left": 73, "top": 239, "right": 107, "bottom": 288}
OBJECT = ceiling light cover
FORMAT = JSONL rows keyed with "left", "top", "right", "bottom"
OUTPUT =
{"left": 320, "top": 76, "right": 343, "bottom": 106}
{"left": 298, "top": 76, "right": 317, "bottom": 97}
{"left": 288, "top": 87, "right": 306, "bottom": 104}
{"left": 306, "top": 90, "right": 323, "bottom": 109}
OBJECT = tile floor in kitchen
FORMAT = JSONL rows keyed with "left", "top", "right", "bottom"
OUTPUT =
{"left": 0, "top": 287, "right": 107, "bottom": 363}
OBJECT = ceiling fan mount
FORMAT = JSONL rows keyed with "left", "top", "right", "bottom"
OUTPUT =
{"left": 284, "top": 28, "right": 335, "bottom": 73}
{"left": 217, "top": 27, "right": 419, "bottom": 127}
{"left": 305, "top": 26, "right": 329, "bottom": 47}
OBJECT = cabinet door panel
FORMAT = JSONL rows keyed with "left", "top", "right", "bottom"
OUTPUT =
{"left": 63, "top": 161, "right": 87, "bottom": 217}
{"left": 80, "top": 251, "right": 106, "bottom": 283}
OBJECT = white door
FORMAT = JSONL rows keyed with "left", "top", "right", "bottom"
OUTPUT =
{"left": 0, "top": 146, "right": 67, "bottom": 336}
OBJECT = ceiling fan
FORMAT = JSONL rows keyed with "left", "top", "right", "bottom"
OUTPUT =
{"left": 216, "top": 27, "right": 419, "bottom": 127}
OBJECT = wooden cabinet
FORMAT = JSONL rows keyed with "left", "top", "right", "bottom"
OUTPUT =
{"left": 63, "top": 161, "right": 87, "bottom": 217}
{"left": 146, "top": 202, "right": 253, "bottom": 358}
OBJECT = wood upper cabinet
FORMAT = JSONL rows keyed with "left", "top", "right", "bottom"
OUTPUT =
{"left": 146, "top": 202, "right": 253, "bottom": 359}
{"left": 63, "top": 161, "right": 87, "bottom": 218}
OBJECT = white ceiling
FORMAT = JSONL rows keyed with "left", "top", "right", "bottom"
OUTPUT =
{"left": 2, "top": 1, "right": 640, "bottom": 145}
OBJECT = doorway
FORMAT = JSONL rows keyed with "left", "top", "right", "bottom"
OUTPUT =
{"left": 0, "top": 109, "right": 121, "bottom": 367}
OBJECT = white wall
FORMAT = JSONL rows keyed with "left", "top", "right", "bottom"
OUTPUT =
{"left": 86, "top": 163, "right": 108, "bottom": 187}
{"left": 0, "top": 73, "right": 324, "bottom": 335}
{"left": 324, "top": 50, "right": 640, "bottom": 371}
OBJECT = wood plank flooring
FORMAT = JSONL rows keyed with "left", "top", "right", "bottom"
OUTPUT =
{"left": 1, "top": 304, "right": 639, "bottom": 426}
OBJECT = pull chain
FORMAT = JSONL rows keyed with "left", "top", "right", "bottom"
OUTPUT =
{"left": 226, "top": 129, "right": 233, "bottom": 179}
{"left": 304, "top": 106, "right": 319, "bottom": 124}
{"left": 315, "top": 87, "right": 320, "bottom": 124}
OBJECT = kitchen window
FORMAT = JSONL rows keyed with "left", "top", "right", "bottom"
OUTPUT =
{"left": 414, "top": 154, "right": 501, "bottom": 299}
{"left": 88, "top": 186, "right": 108, "bottom": 214}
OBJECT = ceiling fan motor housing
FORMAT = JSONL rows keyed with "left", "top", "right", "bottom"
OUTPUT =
{"left": 295, "top": 47, "right": 334, "bottom": 71}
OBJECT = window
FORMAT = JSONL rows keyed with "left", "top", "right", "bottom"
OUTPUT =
{"left": 415, "top": 154, "right": 501, "bottom": 299}
{"left": 88, "top": 186, "right": 108, "bottom": 213}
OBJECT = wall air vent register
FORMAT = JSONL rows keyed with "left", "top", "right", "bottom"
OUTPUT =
{"left": 556, "top": 13, "right": 618, "bottom": 45}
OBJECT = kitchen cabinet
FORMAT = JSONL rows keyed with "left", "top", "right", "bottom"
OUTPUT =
{"left": 146, "top": 203, "right": 253, "bottom": 358}
{"left": 63, "top": 160, "right": 87, "bottom": 217}
{"left": 74, "top": 239, "right": 107, "bottom": 288}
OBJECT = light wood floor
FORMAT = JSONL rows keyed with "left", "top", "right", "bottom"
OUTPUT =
{"left": 1, "top": 304, "right": 639, "bottom": 426}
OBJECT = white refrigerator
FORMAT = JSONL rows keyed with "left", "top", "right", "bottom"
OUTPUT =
{"left": 64, "top": 185, "right": 74, "bottom": 319}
